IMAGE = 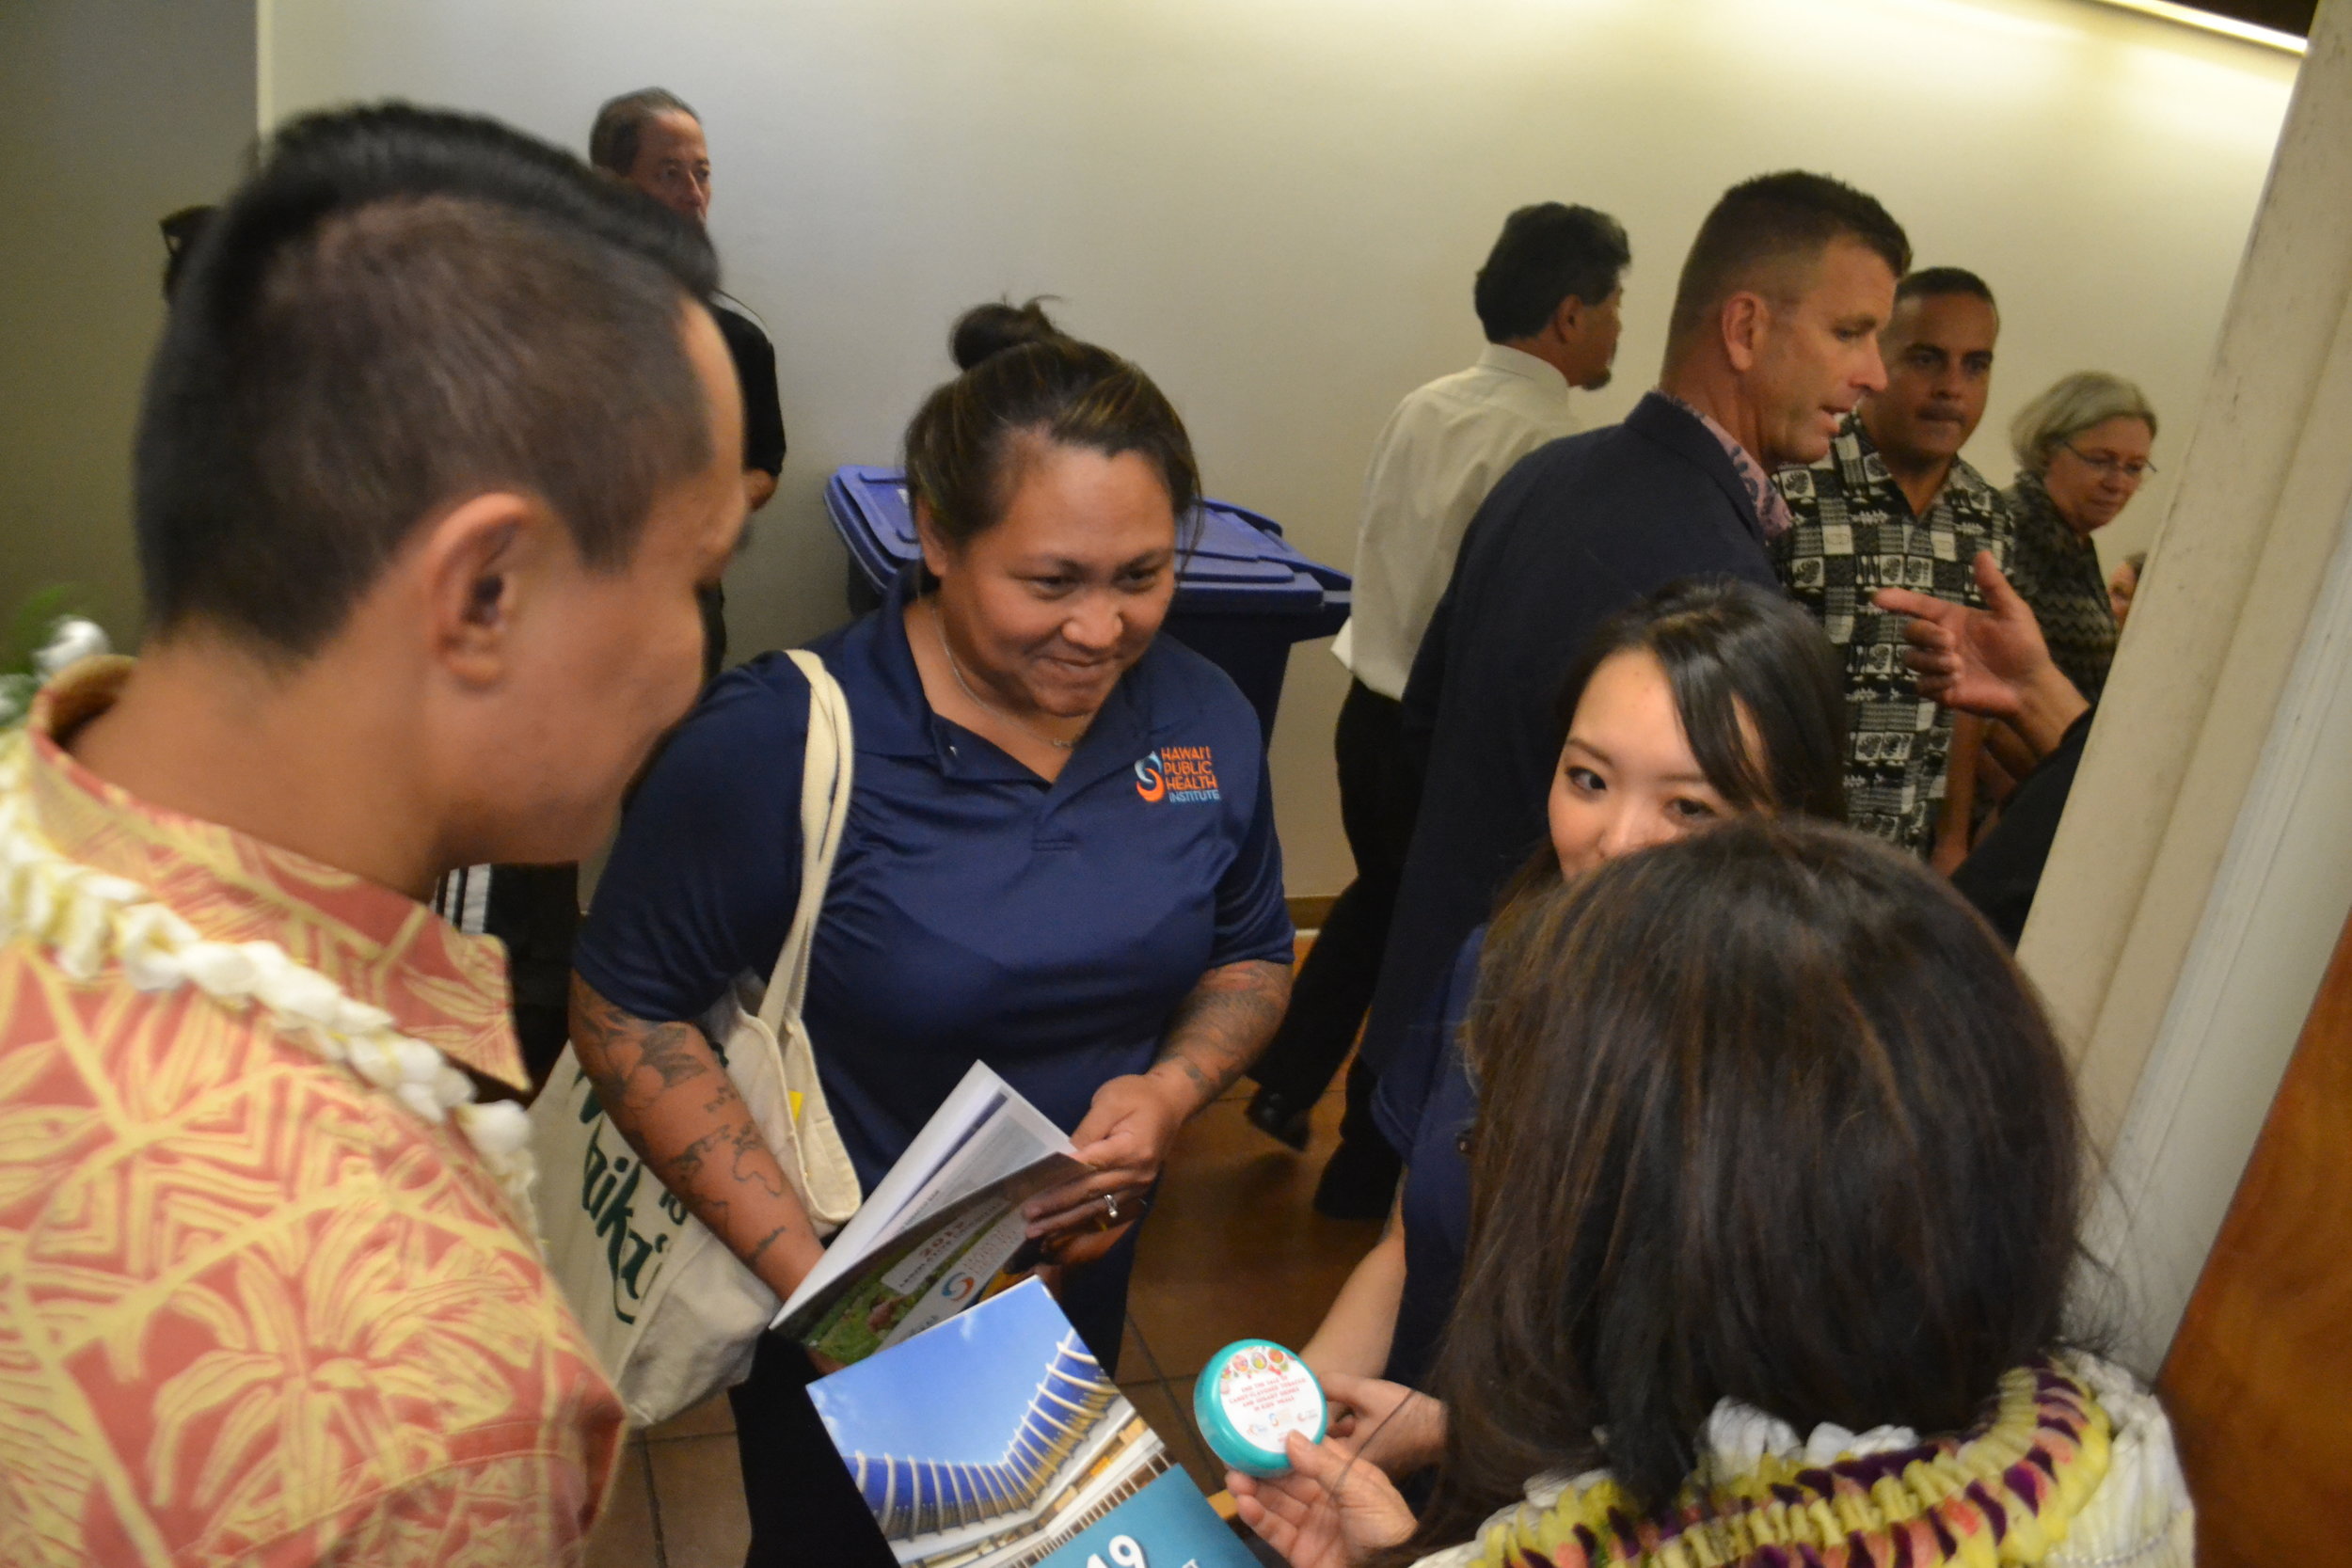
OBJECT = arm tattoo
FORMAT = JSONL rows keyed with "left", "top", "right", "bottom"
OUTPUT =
{"left": 667, "top": 1118, "right": 771, "bottom": 1195}
{"left": 570, "top": 979, "right": 717, "bottom": 1110}
{"left": 724, "top": 1118, "right": 787, "bottom": 1200}
{"left": 568, "top": 974, "right": 811, "bottom": 1281}
{"left": 1153, "top": 958, "right": 1292, "bottom": 1112}
{"left": 744, "top": 1223, "right": 797, "bottom": 1269}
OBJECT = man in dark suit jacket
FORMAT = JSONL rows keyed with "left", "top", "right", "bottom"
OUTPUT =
{"left": 1320, "top": 173, "right": 1913, "bottom": 1211}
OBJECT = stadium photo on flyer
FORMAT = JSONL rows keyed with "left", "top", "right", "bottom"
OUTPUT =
{"left": 809, "top": 1279, "right": 1252, "bottom": 1568}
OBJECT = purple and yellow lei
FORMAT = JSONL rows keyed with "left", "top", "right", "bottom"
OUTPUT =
{"left": 1470, "top": 1362, "right": 2111, "bottom": 1568}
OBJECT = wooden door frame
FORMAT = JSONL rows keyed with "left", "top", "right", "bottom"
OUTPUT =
{"left": 2086, "top": 479, "right": 2352, "bottom": 1374}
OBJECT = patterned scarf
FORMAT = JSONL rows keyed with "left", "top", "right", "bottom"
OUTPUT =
{"left": 2004, "top": 471, "right": 2119, "bottom": 703}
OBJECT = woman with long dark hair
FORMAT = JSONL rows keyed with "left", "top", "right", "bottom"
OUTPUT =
{"left": 1236, "top": 819, "right": 2192, "bottom": 1568}
{"left": 1302, "top": 577, "right": 1845, "bottom": 1417}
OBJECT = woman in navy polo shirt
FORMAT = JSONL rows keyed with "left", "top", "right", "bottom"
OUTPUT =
{"left": 1297, "top": 580, "right": 1844, "bottom": 1474}
{"left": 571, "top": 305, "right": 1295, "bottom": 1566}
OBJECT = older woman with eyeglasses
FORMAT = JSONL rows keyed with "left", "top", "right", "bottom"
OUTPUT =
{"left": 2002, "top": 372, "right": 2158, "bottom": 701}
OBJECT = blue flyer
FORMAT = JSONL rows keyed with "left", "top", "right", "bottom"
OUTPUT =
{"left": 1033, "top": 1468, "right": 1257, "bottom": 1568}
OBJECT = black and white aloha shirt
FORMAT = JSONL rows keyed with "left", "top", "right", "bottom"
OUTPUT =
{"left": 1772, "top": 417, "right": 2013, "bottom": 856}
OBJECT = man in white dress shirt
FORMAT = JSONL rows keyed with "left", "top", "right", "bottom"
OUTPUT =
{"left": 1248, "top": 202, "right": 1629, "bottom": 1212}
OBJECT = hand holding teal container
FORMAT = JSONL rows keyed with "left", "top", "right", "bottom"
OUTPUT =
{"left": 1193, "top": 1338, "right": 1327, "bottom": 1478}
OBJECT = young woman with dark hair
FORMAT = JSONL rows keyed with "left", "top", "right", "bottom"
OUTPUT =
{"left": 572, "top": 301, "right": 1293, "bottom": 1566}
{"left": 1302, "top": 578, "right": 1846, "bottom": 1418}
{"left": 1236, "top": 819, "right": 2192, "bottom": 1568}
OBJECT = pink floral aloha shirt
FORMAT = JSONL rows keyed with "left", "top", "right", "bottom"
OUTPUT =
{"left": 0, "top": 659, "right": 623, "bottom": 1566}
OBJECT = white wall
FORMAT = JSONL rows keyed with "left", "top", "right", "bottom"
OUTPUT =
{"left": 0, "top": 0, "right": 258, "bottom": 646}
{"left": 262, "top": 0, "right": 2297, "bottom": 896}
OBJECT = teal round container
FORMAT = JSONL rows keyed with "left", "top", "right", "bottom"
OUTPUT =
{"left": 1192, "top": 1338, "right": 1327, "bottom": 1477}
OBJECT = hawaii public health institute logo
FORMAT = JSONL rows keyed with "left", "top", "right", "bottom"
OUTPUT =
{"left": 1134, "top": 746, "right": 1220, "bottom": 804}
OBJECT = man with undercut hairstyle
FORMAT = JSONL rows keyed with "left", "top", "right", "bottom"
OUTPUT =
{"left": 418, "top": 88, "right": 792, "bottom": 1085}
{"left": 1354, "top": 170, "right": 1907, "bottom": 1105}
{"left": 433, "top": 88, "right": 792, "bottom": 1086}
{"left": 1772, "top": 266, "right": 2013, "bottom": 864}
{"left": 0, "top": 105, "right": 748, "bottom": 1565}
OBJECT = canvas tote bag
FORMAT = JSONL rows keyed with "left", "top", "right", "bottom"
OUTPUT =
{"left": 533, "top": 649, "right": 863, "bottom": 1427}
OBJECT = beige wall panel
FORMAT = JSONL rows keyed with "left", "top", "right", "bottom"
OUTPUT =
{"left": 0, "top": 1, "right": 259, "bottom": 646}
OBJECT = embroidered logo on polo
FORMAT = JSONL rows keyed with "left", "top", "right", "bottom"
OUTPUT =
{"left": 1135, "top": 746, "right": 1220, "bottom": 803}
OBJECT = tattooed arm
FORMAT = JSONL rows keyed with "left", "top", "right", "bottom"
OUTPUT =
{"left": 568, "top": 974, "right": 826, "bottom": 1299}
{"left": 1025, "top": 957, "right": 1292, "bottom": 1254}
{"left": 1145, "top": 957, "right": 1293, "bottom": 1115}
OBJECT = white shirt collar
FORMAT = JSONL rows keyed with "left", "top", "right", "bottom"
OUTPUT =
{"left": 1474, "top": 341, "right": 1572, "bottom": 396}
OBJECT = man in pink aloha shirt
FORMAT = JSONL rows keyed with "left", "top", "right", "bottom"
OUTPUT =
{"left": 0, "top": 104, "right": 750, "bottom": 1565}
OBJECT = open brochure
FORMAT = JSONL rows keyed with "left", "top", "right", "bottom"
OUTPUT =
{"left": 810, "top": 1278, "right": 1254, "bottom": 1568}
{"left": 775, "top": 1062, "right": 1087, "bottom": 1365}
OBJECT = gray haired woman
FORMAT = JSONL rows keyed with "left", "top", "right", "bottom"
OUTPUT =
{"left": 2003, "top": 372, "right": 2159, "bottom": 701}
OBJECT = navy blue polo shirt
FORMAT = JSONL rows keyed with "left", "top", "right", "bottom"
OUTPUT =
{"left": 1371, "top": 926, "right": 1485, "bottom": 1392}
{"left": 574, "top": 569, "right": 1295, "bottom": 1191}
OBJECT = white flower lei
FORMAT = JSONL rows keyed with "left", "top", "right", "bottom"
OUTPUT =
{"left": 0, "top": 733, "right": 538, "bottom": 1227}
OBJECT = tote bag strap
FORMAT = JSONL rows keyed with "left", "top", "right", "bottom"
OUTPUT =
{"left": 757, "top": 650, "right": 853, "bottom": 1034}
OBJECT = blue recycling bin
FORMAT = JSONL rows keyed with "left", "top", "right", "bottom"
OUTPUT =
{"left": 825, "top": 465, "right": 1349, "bottom": 742}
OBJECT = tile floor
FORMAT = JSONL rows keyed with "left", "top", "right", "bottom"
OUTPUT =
{"left": 585, "top": 1032, "right": 1379, "bottom": 1565}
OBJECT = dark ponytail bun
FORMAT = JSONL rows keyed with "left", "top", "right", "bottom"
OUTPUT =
{"left": 948, "top": 296, "right": 1066, "bottom": 371}
{"left": 904, "top": 302, "right": 1199, "bottom": 558}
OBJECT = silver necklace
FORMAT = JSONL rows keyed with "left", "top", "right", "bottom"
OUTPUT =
{"left": 931, "top": 604, "right": 1082, "bottom": 752}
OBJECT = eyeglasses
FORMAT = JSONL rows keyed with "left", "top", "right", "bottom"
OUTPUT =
{"left": 2062, "top": 443, "right": 2155, "bottom": 482}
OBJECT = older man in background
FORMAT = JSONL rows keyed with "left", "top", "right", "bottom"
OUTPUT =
{"left": 593, "top": 87, "right": 787, "bottom": 542}
{"left": 1249, "top": 202, "right": 1631, "bottom": 1212}
{"left": 1772, "top": 266, "right": 2011, "bottom": 865}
